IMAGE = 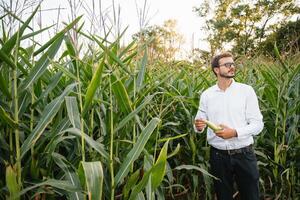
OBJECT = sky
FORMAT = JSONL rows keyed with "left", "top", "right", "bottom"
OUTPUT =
{"left": 39, "top": 0, "right": 208, "bottom": 57}
{"left": 6, "top": 0, "right": 300, "bottom": 56}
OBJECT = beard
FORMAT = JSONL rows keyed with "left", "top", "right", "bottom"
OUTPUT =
{"left": 219, "top": 70, "right": 235, "bottom": 78}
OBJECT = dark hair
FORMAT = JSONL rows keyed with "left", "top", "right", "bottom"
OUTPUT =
{"left": 211, "top": 52, "right": 233, "bottom": 75}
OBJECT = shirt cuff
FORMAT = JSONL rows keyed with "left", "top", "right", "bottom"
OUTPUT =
{"left": 235, "top": 127, "right": 249, "bottom": 139}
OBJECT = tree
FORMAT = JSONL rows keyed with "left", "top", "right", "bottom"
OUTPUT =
{"left": 133, "top": 19, "right": 184, "bottom": 63}
{"left": 259, "top": 19, "right": 300, "bottom": 56}
{"left": 194, "top": 0, "right": 300, "bottom": 55}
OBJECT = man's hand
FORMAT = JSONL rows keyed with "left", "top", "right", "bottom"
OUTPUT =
{"left": 215, "top": 124, "right": 237, "bottom": 139}
{"left": 194, "top": 119, "right": 207, "bottom": 132}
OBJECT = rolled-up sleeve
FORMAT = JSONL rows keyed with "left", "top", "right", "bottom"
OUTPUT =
{"left": 236, "top": 87, "right": 264, "bottom": 138}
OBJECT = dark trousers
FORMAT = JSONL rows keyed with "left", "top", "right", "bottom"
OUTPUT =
{"left": 210, "top": 146, "right": 260, "bottom": 200}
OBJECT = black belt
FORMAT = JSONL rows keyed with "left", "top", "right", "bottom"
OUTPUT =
{"left": 211, "top": 145, "right": 253, "bottom": 155}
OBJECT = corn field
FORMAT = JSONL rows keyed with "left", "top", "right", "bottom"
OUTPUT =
{"left": 0, "top": 5, "right": 299, "bottom": 200}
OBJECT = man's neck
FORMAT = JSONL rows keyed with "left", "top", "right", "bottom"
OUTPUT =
{"left": 217, "top": 78, "right": 233, "bottom": 91}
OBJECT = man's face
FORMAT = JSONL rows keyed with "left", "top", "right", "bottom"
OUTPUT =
{"left": 215, "top": 57, "right": 236, "bottom": 78}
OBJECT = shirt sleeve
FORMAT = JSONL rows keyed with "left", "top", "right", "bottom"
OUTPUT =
{"left": 194, "top": 92, "right": 208, "bottom": 133}
{"left": 236, "top": 86, "right": 264, "bottom": 138}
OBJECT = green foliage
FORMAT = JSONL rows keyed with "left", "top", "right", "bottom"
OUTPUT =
{"left": 260, "top": 19, "right": 300, "bottom": 56}
{"left": 0, "top": 3, "right": 299, "bottom": 200}
{"left": 195, "top": 0, "right": 300, "bottom": 55}
{"left": 78, "top": 161, "right": 104, "bottom": 200}
{"left": 6, "top": 164, "right": 20, "bottom": 200}
{"left": 114, "top": 118, "right": 160, "bottom": 186}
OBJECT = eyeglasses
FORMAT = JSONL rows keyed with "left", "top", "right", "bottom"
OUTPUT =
{"left": 219, "top": 62, "right": 235, "bottom": 68}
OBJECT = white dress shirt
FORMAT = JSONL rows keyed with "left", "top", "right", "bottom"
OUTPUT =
{"left": 195, "top": 79, "right": 264, "bottom": 150}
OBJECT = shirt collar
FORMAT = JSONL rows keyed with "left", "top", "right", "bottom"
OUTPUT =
{"left": 213, "top": 79, "right": 236, "bottom": 92}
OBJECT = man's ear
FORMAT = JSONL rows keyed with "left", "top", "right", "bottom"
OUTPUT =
{"left": 213, "top": 67, "right": 219, "bottom": 75}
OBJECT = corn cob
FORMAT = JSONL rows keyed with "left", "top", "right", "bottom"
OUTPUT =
{"left": 203, "top": 120, "right": 222, "bottom": 131}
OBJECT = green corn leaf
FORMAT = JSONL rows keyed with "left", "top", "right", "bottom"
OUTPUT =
{"left": 33, "top": 16, "right": 82, "bottom": 56}
{"left": 65, "top": 97, "right": 81, "bottom": 129}
{"left": 129, "top": 168, "right": 152, "bottom": 200}
{"left": 52, "top": 153, "right": 84, "bottom": 200}
{"left": 128, "top": 149, "right": 169, "bottom": 200}
{"left": 111, "top": 73, "right": 132, "bottom": 114}
{"left": 19, "top": 35, "right": 64, "bottom": 92}
{"left": 92, "top": 35, "right": 131, "bottom": 75}
{"left": 0, "top": 5, "right": 39, "bottom": 54}
{"left": 21, "top": 24, "right": 55, "bottom": 40}
{"left": 1, "top": 19, "right": 7, "bottom": 42}
{"left": 34, "top": 72, "right": 63, "bottom": 105}
{"left": 30, "top": 71, "right": 63, "bottom": 107}
{"left": 53, "top": 61, "right": 77, "bottom": 80}
{"left": 114, "top": 94, "right": 154, "bottom": 133}
{"left": 18, "top": 91, "right": 31, "bottom": 118}
{"left": 133, "top": 73, "right": 171, "bottom": 106}
{"left": 260, "top": 70, "right": 278, "bottom": 92}
{"left": 123, "top": 169, "right": 141, "bottom": 199}
{"left": 20, "top": 83, "right": 77, "bottom": 158}
{"left": 64, "top": 35, "right": 78, "bottom": 70}
{"left": 64, "top": 35, "right": 77, "bottom": 58}
{"left": 16, "top": 61, "right": 28, "bottom": 75}
{"left": 119, "top": 40, "right": 136, "bottom": 58}
{"left": 0, "top": 106, "right": 18, "bottom": 128}
{"left": 287, "top": 63, "right": 300, "bottom": 86}
{"left": 19, "top": 179, "right": 80, "bottom": 196}
{"left": 167, "top": 143, "right": 181, "bottom": 159}
{"left": 136, "top": 50, "right": 147, "bottom": 93}
{"left": 114, "top": 117, "right": 160, "bottom": 186}
{"left": 82, "top": 58, "right": 105, "bottom": 116}
{"left": 151, "top": 140, "right": 169, "bottom": 189}
{"left": 43, "top": 118, "right": 71, "bottom": 155}
{"left": 175, "top": 165, "right": 219, "bottom": 180}
{"left": 158, "top": 133, "right": 188, "bottom": 143}
{"left": 63, "top": 128, "right": 109, "bottom": 160}
{"left": 122, "top": 51, "right": 138, "bottom": 64}
{"left": 144, "top": 154, "right": 153, "bottom": 199}
{"left": 0, "top": 49, "right": 17, "bottom": 69}
{"left": 6, "top": 164, "right": 20, "bottom": 200}
{"left": 18, "top": 51, "right": 33, "bottom": 68}
{"left": 274, "top": 42, "right": 289, "bottom": 72}
{"left": 78, "top": 161, "right": 104, "bottom": 200}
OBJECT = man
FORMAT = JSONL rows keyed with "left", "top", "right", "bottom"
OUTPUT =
{"left": 194, "top": 52, "right": 264, "bottom": 200}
